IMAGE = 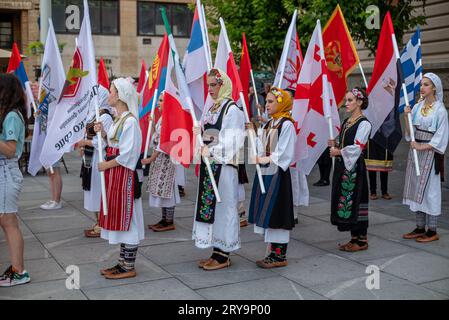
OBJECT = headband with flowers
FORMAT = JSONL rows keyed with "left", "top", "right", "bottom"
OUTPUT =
{"left": 214, "top": 71, "right": 223, "bottom": 85}
{"left": 351, "top": 88, "right": 365, "bottom": 100}
{"left": 270, "top": 88, "right": 283, "bottom": 103}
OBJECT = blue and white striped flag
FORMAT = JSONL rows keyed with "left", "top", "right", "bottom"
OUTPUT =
{"left": 399, "top": 28, "right": 422, "bottom": 112}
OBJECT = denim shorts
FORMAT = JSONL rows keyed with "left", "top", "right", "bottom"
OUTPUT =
{"left": 0, "top": 159, "right": 23, "bottom": 214}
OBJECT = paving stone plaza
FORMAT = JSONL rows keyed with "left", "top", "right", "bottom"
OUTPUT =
{"left": 1, "top": 136, "right": 448, "bottom": 300}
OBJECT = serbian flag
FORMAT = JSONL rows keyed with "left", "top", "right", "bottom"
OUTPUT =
{"left": 139, "top": 34, "right": 169, "bottom": 152}
{"left": 215, "top": 18, "right": 244, "bottom": 104}
{"left": 183, "top": 0, "right": 208, "bottom": 119}
{"left": 364, "top": 12, "right": 402, "bottom": 138}
{"left": 274, "top": 10, "right": 303, "bottom": 90}
{"left": 239, "top": 32, "right": 252, "bottom": 117}
{"left": 136, "top": 59, "right": 147, "bottom": 94}
{"left": 293, "top": 20, "right": 340, "bottom": 175}
{"left": 7, "top": 42, "right": 34, "bottom": 117}
{"left": 322, "top": 4, "right": 360, "bottom": 107}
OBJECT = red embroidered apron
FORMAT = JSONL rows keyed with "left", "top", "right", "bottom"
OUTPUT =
{"left": 99, "top": 147, "right": 135, "bottom": 231}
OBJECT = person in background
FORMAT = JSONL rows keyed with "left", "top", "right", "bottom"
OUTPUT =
{"left": 0, "top": 74, "right": 31, "bottom": 287}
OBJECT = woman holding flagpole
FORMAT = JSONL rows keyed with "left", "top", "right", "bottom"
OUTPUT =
{"left": 247, "top": 87, "right": 296, "bottom": 268}
{"left": 402, "top": 73, "right": 448, "bottom": 243}
{"left": 94, "top": 78, "right": 144, "bottom": 280}
{"left": 192, "top": 68, "right": 245, "bottom": 271}
{"left": 143, "top": 91, "right": 181, "bottom": 232}
{"left": 328, "top": 87, "right": 371, "bottom": 252}
{"left": 79, "top": 87, "right": 114, "bottom": 238}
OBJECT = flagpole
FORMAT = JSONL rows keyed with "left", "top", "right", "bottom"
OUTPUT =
{"left": 250, "top": 69, "right": 261, "bottom": 117}
{"left": 219, "top": 18, "right": 265, "bottom": 194}
{"left": 392, "top": 34, "right": 420, "bottom": 177}
{"left": 277, "top": 9, "right": 297, "bottom": 88}
{"left": 317, "top": 20, "right": 336, "bottom": 176}
{"left": 80, "top": 27, "right": 108, "bottom": 215}
{"left": 161, "top": 8, "right": 221, "bottom": 202}
{"left": 201, "top": 4, "right": 213, "bottom": 67}
{"left": 197, "top": 0, "right": 212, "bottom": 71}
{"left": 143, "top": 78, "right": 158, "bottom": 170}
{"left": 358, "top": 62, "right": 369, "bottom": 88}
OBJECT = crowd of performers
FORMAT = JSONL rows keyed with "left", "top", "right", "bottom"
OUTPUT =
{"left": 0, "top": 69, "right": 447, "bottom": 285}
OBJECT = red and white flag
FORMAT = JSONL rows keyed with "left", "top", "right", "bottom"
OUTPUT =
{"left": 293, "top": 20, "right": 340, "bottom": 175}
{"left": 274, "top": 9, "right": 303, "bottom": 90}
{"left": 364, "top": 12, "right": 401, "bottom": 137}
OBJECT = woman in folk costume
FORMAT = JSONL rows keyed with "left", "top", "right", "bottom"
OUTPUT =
{"left": 94, "top": 78, "right": 144, "bottom": 280}
{"left": 248, "top": 87, "right": 296, "bottom": 269}
{"left": 192, "top": 68, "right": 245, "bottom": 271}
{"left": 80, "top": 86, "right": 114, "bottom": 238}
{"left": 143, "top": 92, "right": 181, "bottom": 232}
{"left": 328, "top": 87, "right": 371, "bottom": 252}
{"left": 402, "top": 73, "right": 448, "bottom": 243}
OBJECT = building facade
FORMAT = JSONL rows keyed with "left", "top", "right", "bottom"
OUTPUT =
{"left": 1, "top": 0, "right": 448, "bottom": 95}
{"left": 0, "top": 0, "right": 193, "bottom": 78}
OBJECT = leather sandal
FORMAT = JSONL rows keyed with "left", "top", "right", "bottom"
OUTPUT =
{"left": 202, "top": 258, "right": 231, "bottom": 271}
{"left": 84, "top": 224, "right": 101, "bottom": 238}
{"left": 403, "top": 228, "right": 426, "bottom": 239}
{"left": 341, "top": 241, "right": 368, "bottom": 252}
{"left": 256, "top": 257, "right": 288, "bottom": 269}
{"left": 100, "top": 264, "right": 121, "bottom": 276}
{"left": 338, "top": 237, "right": 357, "bottom": 251}
{"left": 416, "top": 233, "right": 439, "bottom": 243}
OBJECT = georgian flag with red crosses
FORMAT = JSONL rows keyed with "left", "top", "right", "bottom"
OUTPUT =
{"left": 292, "top": 20, "right": 341, "bottom": 175}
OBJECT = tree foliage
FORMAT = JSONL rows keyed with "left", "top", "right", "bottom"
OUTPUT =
{"left": 201, "top": 0, "right": 426, "bottom": 72}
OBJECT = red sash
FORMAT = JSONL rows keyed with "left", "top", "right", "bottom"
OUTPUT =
{"left": 99, "top": 147, "right": 135, "bottom": 231}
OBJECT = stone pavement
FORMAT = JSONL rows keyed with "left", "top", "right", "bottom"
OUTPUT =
{"left": 1, "top": 138, "right": 448, "bottom": 300}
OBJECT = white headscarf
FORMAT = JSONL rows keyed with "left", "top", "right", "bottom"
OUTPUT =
{"left": 112, "top": 77, "right": 139, "bottom": 119}
{"left": 424, "top": 72, "right": 443, "bottom": 103}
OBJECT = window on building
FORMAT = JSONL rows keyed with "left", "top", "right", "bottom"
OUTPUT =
{"left": 137, "top": 1, "right": 193, "bottom": 37}
{"left": 52, "top": 0, "right": 119, "bottom": 35}
{"left": 0, "top": 20, "right": 13, "bottom": 49}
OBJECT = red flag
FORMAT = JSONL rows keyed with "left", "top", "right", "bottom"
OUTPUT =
{"left": 7, "top": 43, "right": 22, "bottom": 73}
{"left": 239, "top": 33, "right": 252, "bottom": 117}
{"left": 136, "top": 59, "right": 147, "bottom": 94}
{"left": 322, "top": 5, "right": 360, "bottom": 107}
{"left": 98, "top": 57, "right": 110, "bottom": 90}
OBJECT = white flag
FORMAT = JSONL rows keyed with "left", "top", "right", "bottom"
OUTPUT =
{"left": 274, "top": 9, "right": 302, "bottom": 90}
{"left": 41, "top": 0, "right": 99, "bottom": 168}
{"left": 28, "top": 19, "right": 65, "bottom": 175}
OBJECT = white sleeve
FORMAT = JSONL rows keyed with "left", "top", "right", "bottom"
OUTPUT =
{"left": 340, "top": 121, "right": 371, "bottom": 171}
{"left": 116, "top": 118, "right": 142, "bottom": 170}
{"left": 209, "top": 105, "right": 246, "bottom": 164}
{"left": 92, "top": 113, "right": 114, "bottom": 150}
{"left": 269, "top": 121, "right": 296, "bottom": 171}
{"left": 429, "top": 108, "right": 449, "bottom": 154}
